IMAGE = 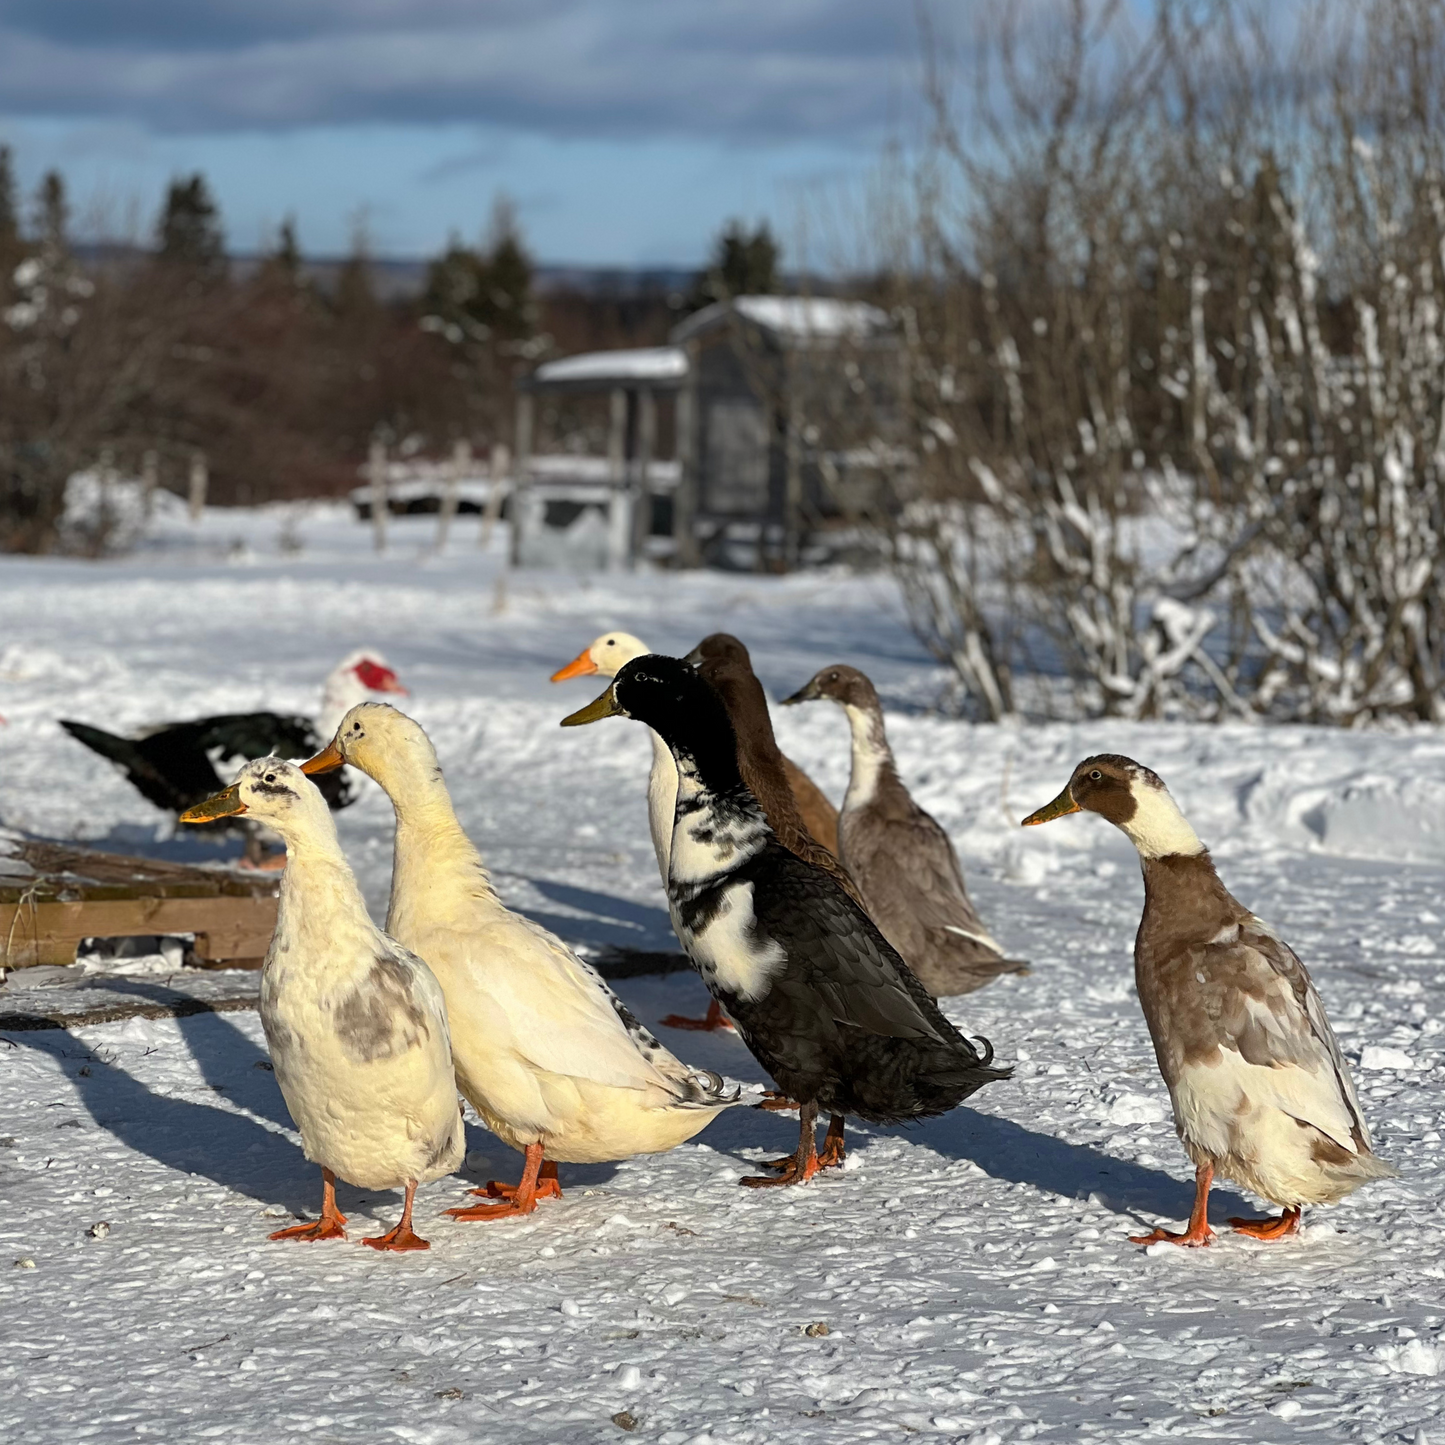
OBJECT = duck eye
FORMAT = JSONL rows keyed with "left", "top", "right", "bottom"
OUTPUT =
{"left": 1089, "top": 769, "right": 1102, "bottom": 780}
{"left": 265, "top": 773, "right": 276, "bottom": 783}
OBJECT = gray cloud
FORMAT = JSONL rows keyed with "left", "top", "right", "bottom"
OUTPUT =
{"left": 0, "top": 1, "right": 917, "bottom": 142}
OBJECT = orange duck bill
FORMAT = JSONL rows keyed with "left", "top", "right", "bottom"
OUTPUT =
{"left": 550, "top": 649, "right": 599, "bottom": 683}
{"left": 300, "top": 740, "right": 345, "bottom": 775}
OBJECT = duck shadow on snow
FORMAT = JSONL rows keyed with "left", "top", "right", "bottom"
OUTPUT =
{"left": 909, "top": 1106, "right": 1256, "bottom": 1227}
{"left": 613, "top": 972, "right": 1255, "bottom": 1228}
{"left": 87, "top": 980, "right": 625, "bottom": 1199}
{"left": 6, "top": 1025, "right": 316, "bottom": 1214}
{"left": 508, "top": 875, "right": 679, "bottom": 955}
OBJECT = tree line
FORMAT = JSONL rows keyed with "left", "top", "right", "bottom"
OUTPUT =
{"left": 0, "top": 148, "right": 780, "bottom": 555}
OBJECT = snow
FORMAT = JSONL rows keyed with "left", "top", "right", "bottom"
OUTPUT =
{"left": 2, "top": 504, "right": 1445, "bottom": 1441}
{"left": 673, "top": 296, "right": 891, "bottom": 343}
{"left": 531, "top": 347, "right": 689, "bottom": 387}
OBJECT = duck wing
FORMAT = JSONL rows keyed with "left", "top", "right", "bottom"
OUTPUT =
{"left": 1179, "top": 918, "right": 1374, "bottom": 1155}
{"left": 475, "top": 914, "right": 723, "bottom": 1101}
{"left": 746, "top": 845, "right": 970, "bottom": 1046}
{"left": 844, "top": 802, "right": 1013, "bottom": 980}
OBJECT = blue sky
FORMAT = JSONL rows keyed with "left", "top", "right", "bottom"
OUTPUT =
{"left": 0, "top": 1, "right": 923, "bottom": 266}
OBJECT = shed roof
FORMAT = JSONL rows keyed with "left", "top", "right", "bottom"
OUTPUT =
{"left": 671, "top": 295, "right": 892, "bottom": 344}
{"left": 527, "top": 345, "right": 688, "bottom": 391}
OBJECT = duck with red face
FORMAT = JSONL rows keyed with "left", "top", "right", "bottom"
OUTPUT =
{"left": 1024, "top": 753, "right": 1396, "bottom": 1247}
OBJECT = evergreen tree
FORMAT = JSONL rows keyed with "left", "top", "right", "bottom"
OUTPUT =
{"left": 333, "top": 222, "right": 378, "bottom": 323}
{"left": 156, "top": 173, "right": 225, "bottom": 275}
{"left": 274, "top": 216, "right": 302, "bottom": 277}
{"left": 35, "top": 170, "right": 68, "bottom": 252}
{"left": 689, "top": 220, "right": 780, "bottom": 310}
{"left": 257, "top": 215, "right": 305, "bottom": 290}
{"left": 0, "top": 145, "right": 19, "bottom": 257}
{"left": 421, "top": 195, "right": 535, "bottom": 345}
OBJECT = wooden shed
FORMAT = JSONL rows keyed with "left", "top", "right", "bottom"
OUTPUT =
{"left": 670, "top": 296, "right": 907, "bottom": 570}
{"left": 513, "top": 296, "right": 908, "bottom": 572}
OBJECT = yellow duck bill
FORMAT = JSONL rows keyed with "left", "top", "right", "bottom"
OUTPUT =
{"left": 300, "top": 740, "right": 345, "bottom": 775}
{"left": 1021, "top": 786, "right": 1081, "bottom": 826}
{"left": 560, "top": 684, "right": 623, "bottom": 727}
{"left": 179, "top": 782, "right": 247, "bottom": 824}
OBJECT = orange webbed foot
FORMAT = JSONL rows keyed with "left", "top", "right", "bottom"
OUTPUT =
{"left": 268, "top": 1215, "right": 347, "bottom": 1243}
{"left": 741, "top": 1154, "right": 822, "bottom": 1189}
{"left": 660, "top": 1000, "right": 734, "bottom": 1031}
{"left": 1129, "top": 1222, "right": 1215, "bottom": 1248}
{"left": 755, "top": 1092, "right": 800, "bottom": 1114}
{"left": 361, "top": 1222, "right": 430, "bottom": 1252}
{"left": 1229, "top": 1207, "right": 1300, "bottom": 1240}
{"left": 448, "top": 1145, "right": 557, "bottom": 1221}
{"left": 480, "top": 1161, "right": 562, "bottom": 1203}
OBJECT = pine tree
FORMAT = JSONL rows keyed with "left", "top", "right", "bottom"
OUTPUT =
{"left": 0, "top": 146, "right": 19, "bottom": 257}
{"left": 35, "top": 170, "right": 68, "bottom": 252}
{"left": 689, "top": 220, "right": 780, "bottom": 310}
{"left": 156, "top": 173, "right": 225, "bottom": 275}
{"left": 333, "top": 223, "right": 378, "bottom": 323}
{"left": 421, "top": 195, "right": 535, "bottom": 346}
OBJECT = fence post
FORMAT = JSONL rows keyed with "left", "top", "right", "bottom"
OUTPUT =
{"left": 188, "top": 451, "right": 208, "bottom": 522}
{"left": 368, "top": 438, "right": 388, "bottom": 553}
{"left": 606, "top": 386, "right": 629, "bottom": 572}
{"left": 674, "top": 340, "right": 702, "bottom": 567}
{"left": 633, "top": 386, "right": 656, "bottom": 567}
{"left": 141, "top": 449, "right": 159, "bottom": 521}
{"left": 481, "top": 442, "right": 510, "bottom": 550}
{"left": 437, "top": 438, "right": 468, "bottom": 553}
{"left": 509, "top": 391, "right": 534, "bottom": 566}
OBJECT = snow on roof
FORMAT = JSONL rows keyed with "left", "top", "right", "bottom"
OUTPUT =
{"left": 531, "top": 346, "right": 689, "bottom": 388}
{"left": 672, "top": 295, "right": 892, "bottom": 343}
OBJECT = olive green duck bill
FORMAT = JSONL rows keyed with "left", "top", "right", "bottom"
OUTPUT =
{"left": 179, "top": 782, "right": 248, "bottom": 824}
{"left": 559, "top": 683, "right": 623, "bottom": 727}
{"left": 1021, "top": 785, "right": 1082, "bottom": 827}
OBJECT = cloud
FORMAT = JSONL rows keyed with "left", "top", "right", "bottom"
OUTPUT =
{"left": 0, "top": 1, "right": 918, "bottom": 143}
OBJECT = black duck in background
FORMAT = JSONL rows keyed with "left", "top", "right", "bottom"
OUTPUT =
{"left": 562, "top": 653, "right": 1011, "bottom": 1187}
{"left": 60, "top": 651, "right": 406, "bottom": 861}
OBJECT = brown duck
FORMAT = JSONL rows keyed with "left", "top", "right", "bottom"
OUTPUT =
{"left": 655, "top": 633, "right": 850, "bottom": 1036}
{"left": 1024, "top": 754, "right": 1396, "bottom": 1247}
{"left": 684, "top": 633, "right": 867, "bottom": 1167}
{"left": 785, "top": 665, "right": 1025, "bottom": 997}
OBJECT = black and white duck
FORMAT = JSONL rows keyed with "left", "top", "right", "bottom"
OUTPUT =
{"left": 1023, "top": 754, "right": 1397, "bottom": 1246}
{"left": 181, "top": 758, "right": 463, "bottom": 1251}
{"left": 785, "top": 664, "right": 1024, "bottom": 997}
{"left": 61, "top": 650, "right": 406, "bottom": 862}
{"left": 561, "top": 654, "right": 1010, "bottom": 1187}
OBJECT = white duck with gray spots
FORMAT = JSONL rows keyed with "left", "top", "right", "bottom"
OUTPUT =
{"left": 185, "top": 757, "right": 462, "bottom": 1247}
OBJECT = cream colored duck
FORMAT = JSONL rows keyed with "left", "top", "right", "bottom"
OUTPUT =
{"left": 551, "top": 631, "right": 675, "bottom": 881}
{"left": 1024, "top": 754, "right": 1396, "bottom": 1247}
{"left": 181, "top": 758, "right": 463, "bottom": 1251}
{"left": 301, "top": 703, "right": 738, "bottom": 1219}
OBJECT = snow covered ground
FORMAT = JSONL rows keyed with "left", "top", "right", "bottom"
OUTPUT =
{"left": 2, "top": 504, "right": 1444, "bottom": 1443}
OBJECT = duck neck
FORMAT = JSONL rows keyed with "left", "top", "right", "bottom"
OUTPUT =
{"left": 1137, "top": 850, "right": 1243, "bottom": 971}
{"left": 842, "top": 700, "right": 896, "bottom": 811}
{"left": 367, "top": 750, "right": 498, "bottom": 922}
{"left": 274, "top": 821, "right": 371, "bottom": 937}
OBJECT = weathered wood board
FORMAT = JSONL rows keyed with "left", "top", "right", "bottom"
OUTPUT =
{"left": 0, "top": 835, "right": 278, "bottom": 969}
